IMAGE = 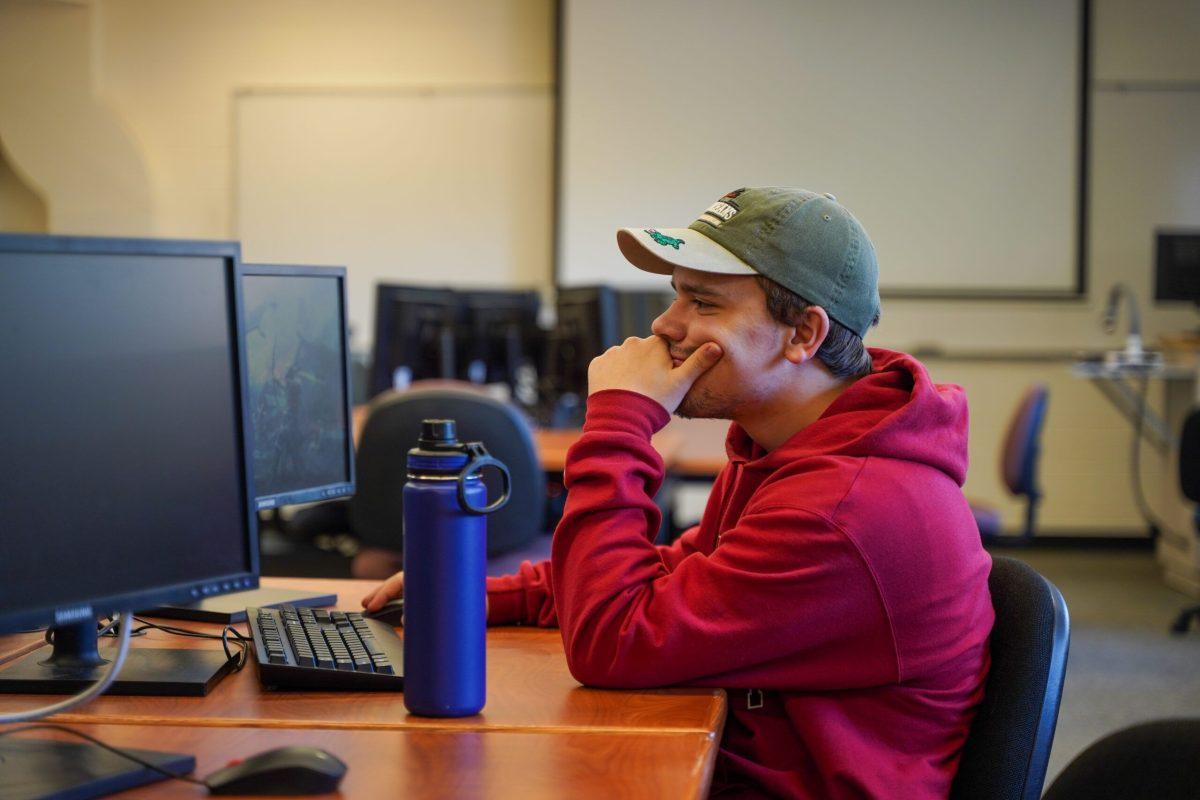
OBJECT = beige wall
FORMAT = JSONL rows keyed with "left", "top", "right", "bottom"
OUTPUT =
{"left": 0, "top": 1, "right": 153, "bottom": 234}
{"left": 0, "top": 145, "right": 47, "bottom": 232}
{"left": 93, "top": 0, "right": 553, "bottom": 240}
{"left": 0, "top": 0, "right": 553, "bottom": 240}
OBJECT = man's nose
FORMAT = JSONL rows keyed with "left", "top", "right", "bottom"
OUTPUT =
{"left": 651, "top": 304, "right": 684, "bottom": 340}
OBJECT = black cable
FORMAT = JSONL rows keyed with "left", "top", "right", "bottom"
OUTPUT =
{"left": 0, "top": 723, "right": 210, "bottom": 789}
{"left": 1132, "top": 374, "right": 1165, "bottom": 538}
{"left": 98, "top": 617, "right": 252, "bottom": 672}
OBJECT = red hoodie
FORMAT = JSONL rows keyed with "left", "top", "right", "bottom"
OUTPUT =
{"left": 486, "top": 349, "right": 994, "bottom": 798}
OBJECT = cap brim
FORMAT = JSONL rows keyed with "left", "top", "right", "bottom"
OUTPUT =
{"left": 617, "top": 227, "right": 758, "bottom": 277}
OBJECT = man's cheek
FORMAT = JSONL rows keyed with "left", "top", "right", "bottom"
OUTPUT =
{"left": 696, "top": 350, "right": 730, "bottom": 386}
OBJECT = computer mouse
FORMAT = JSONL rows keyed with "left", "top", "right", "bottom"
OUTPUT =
{"left": 204, "top": 745, "right": 347, "bottom": 795}
{"left": 364, "top": 597, "right": 404, "bottom": 626}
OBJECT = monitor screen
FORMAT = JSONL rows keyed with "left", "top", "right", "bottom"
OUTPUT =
{"left": 459, "top": 289, "right": 542, "bottom": 388}
{"left": 369, "top": 285, "right": 461, "bottom": 396}
{"left": 616, "top": 289, "right": 673, "bottom": 339}
{"left": 0, "top": 235, "right": 256, "bottom": 635}
{"left": 1155, "top": 231, "right": 1200, "bottom": 305}
{"left": 545, "top": 286, "right": 620, "bottom": 398}
{"left": 241, "top": 265, "right": 354, "bottom": 509}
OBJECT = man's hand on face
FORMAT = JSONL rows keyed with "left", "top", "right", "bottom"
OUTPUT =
{"left": 587, "top": 335, "right": 723, "bottom": 415}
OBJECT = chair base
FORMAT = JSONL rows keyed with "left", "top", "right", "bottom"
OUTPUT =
{"left": 1170, "top": 604, "right": 1200, "bottom": 634}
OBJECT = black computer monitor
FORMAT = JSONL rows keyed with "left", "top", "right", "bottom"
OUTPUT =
{"left": 0, "top": 233, "right": 257, "bottom": 794}
{"left": 616, "top": 289, "right": 673, "bottom": 339}
{"left": 369, "top": 285, "right": 461, "bottom": 396}
{"left": 459, "top": 289, "right": 542, "bottom": 393}
{"left": 241, "top": 264, "right": 355, "bottom": 509}
{"left": 542, "top": 286, "right": 620, "bottom": 408}
{"left": 1155, "top": 230, "right": 1200, "bottom": 307}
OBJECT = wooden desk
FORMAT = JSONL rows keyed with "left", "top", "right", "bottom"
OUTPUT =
{"left": 535, "top": 417, "right": 728, "bottom": 477}
{"left": 533, "top": 426, "right": 690, "bottom": 473}
{"left": 1, "top": 723, "right": 719, "bottom": 798}
{"left": 0, "top": 578, "right": 725, "bottom": 738}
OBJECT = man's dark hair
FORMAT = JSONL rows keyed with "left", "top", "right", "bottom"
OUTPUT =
{"left": 755, "top": 275, "right": 879, "bottom": 379}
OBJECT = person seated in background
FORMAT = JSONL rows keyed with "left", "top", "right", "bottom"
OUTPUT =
{"left": 364, "top": 187, "right": 994, "bottom": 799}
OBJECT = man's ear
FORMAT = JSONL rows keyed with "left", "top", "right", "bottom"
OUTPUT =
{"left": 783, "top": 305, "right": 831, "bottom": 365}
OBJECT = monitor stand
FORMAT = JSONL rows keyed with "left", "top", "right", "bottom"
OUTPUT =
{"left": 144, "top": 585, "right": 337, "bottom": 624}
{"left": 0, "top": 619, "right": 234, "bottom": 697}
{"left": 0, "top": 737, "right": 194, "bottom": 800}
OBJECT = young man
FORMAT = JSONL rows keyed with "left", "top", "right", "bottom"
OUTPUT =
{"left": 365, "top": 187, "right": 994, "bottom": 799}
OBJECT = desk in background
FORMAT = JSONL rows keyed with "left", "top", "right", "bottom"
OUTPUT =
{"left": 534, "top": 417, "right": 728, "bottom": 477}
{"left": 0, "top": 578, "right": 725, "bottom": 797}
{"left": 1072, "top": 338, "right": 1200, "bottom": 596}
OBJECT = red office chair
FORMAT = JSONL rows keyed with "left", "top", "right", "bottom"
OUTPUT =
{"left": 971, "top": 385, "right": 1050, "bottom": 543}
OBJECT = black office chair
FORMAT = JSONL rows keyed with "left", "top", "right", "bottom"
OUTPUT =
{"left": 1170, "top": 409, "right": 1200, "bottom": 633}
{"left": 351, "top": 382, "right": 546, "bottom": 560}
{"left": 1041, "top": 719, "right": 1200, "bottom": 800}
{"left": 949, "top": 556, "right": 1070, "bottom": 800}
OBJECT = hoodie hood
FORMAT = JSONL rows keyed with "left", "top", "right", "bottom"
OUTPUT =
{"left": 726, "top": 348, "right": 970, "bottom": 486}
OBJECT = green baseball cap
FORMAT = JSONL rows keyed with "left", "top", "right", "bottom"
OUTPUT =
{"left": 616, "top": 187, "right": 880, "bottom": 337}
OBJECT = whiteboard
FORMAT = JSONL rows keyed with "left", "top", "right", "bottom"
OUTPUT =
{"left": 235, "top": 88, "right": 553, "bottom": 350}
{"left": 559, "top": 0, "right": 1082, "bottom": 295}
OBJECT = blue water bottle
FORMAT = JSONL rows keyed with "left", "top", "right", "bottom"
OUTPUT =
{"left": 402, "top": 419, "right": 510, "bottom": 717}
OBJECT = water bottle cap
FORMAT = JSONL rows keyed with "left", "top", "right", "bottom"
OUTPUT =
{"left": 409, "top": 418, "right": 468, "bottom": 473}
{"left": 418, "top": 419, "right": 459, "bottom": 450}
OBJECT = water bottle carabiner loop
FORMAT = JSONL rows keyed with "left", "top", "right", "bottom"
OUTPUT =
{"left": 457, "top": 444, "right": 511, "bottom": 515}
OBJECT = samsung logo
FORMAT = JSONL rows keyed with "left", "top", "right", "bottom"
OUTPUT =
{"left": 55, "top": 605, "right": 94, "bottom": 624}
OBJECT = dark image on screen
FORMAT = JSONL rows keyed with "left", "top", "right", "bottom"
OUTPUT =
{"left": 243, "top": 273, "right": 348, "bottom": 502}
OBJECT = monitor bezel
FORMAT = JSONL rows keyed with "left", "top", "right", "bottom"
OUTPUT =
{"left": 0, "top": 233, "right": 260, "bottom": 635}
{"left": 240, "top": 263, "right": 357, "bottom": 510}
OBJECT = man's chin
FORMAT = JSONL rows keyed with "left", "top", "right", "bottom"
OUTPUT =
{"left": 675, "top": 389, "right": 733, "bottom": 421}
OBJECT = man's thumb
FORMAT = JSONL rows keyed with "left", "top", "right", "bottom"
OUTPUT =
{"left": 679, "top": 342, "right": 723, "bottom": 378}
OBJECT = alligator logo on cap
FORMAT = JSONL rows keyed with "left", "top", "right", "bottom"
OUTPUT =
{"left": 645, "top": 229, "right": 685, "bottom": 250}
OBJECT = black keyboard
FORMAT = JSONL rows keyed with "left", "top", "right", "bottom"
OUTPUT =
{"left": 247, "top": 605, "right": 404, "bottom": 691}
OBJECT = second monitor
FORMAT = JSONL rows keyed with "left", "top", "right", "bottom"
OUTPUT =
{"left": 243, "top": 264, "right": 355, "bottom": 510}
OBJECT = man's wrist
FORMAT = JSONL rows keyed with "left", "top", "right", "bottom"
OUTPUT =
{"left": 583, "top": 389, "right": 671, "bottom": 437}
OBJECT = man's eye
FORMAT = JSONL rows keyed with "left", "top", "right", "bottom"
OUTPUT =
{"left": 692, "top": 299, "right": 712, "bottom": 310}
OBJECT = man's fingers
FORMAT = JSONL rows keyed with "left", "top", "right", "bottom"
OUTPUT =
{"left": 362, "top": 571, "right": 404, "bottom": 611}
{"left": 677, "top": 342, "right": 723, "bottom": 381}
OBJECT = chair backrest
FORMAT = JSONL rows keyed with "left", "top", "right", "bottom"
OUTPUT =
{"left": 1001, "top": 384, "right": 1050, "bottom": 497}
{"left": 1179, "top": 408, "right": 1200, "bottom": 503}
{"left": 1042, "top": 719, "right": 1200, "bottom": 800}
{"left": 949, "top": 556, "right": 1070, "bottom": 800}
{"left": 351, "top": 383, "right": 546, "bottom": 556}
